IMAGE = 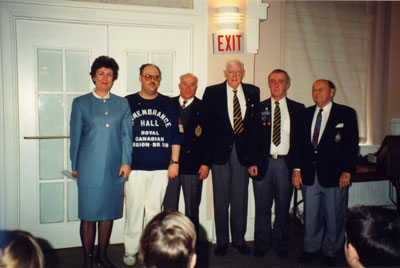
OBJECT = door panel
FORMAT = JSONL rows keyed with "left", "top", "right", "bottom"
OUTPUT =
{"left": 108, "top": 25, "right": 191, "bottom": 97}
{"left": 17, "top": 19, "right": 108, "bottom": 248}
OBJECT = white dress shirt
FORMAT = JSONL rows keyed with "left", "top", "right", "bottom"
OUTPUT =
{"left": 311, "top": 101, "right": 333, "bottom": 143}
{"left": 227, "top": 83, "right": 246, "bottom": 129}
{"left": 179, "top": 96, "right": 194, "bottom": 108}
{"left": 270, "top": 97, "right": 291, "bottom": 155}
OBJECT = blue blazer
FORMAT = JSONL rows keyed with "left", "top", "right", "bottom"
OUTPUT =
{"left": 202, "top": 81, "right": 260, "bottom": 165}
{"left": 248, "top": 97, "right": 305, "bottom": 181}
{"left": 70, "top": 93, "right": 133, "bottom": 187}
{"left": 173, "top": 96, "right": 211, "bottom": 174}
{"left": 295, "top": 102, "right": 359, "bottom": 187}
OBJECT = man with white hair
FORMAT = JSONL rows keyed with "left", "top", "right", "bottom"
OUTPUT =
{"left": 202, "top": 59, "right": 260, "bottom": 256}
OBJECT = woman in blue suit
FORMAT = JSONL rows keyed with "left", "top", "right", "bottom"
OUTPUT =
{"left": 70, "top": 56, "right": 133, "bottom": 268}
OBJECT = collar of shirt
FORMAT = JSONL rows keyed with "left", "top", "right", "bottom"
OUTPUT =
{"left": 179, "top": 96, "right": 194, "bottom": 108}
{"left": 92, "top": 89, "right": 110, "bottom": 99}
{"left": 311, "top": 101, "right": 333, "bottom": 143}
{"left": 271, "top": 97, "right": 287, "bottom": 110}
{"left": 226, "top": 83, "right": 246, "bottom": 128}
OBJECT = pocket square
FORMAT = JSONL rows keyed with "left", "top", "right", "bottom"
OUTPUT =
{"left": 335, "top": 123, "right": 344, "bottom": 128}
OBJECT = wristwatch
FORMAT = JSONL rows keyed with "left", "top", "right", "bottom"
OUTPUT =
{"left": 170, "top": 160, "right": 179, "bottom": 164}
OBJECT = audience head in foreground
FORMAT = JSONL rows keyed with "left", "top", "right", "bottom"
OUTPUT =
{"left": 345, "top": 206, "right": 400, "bottom": 267}
{"left": 139, "top": 211, "right": 197, "bottom": 268}
{"left": 0, "top": 230, "right": 44, "bottom": 268}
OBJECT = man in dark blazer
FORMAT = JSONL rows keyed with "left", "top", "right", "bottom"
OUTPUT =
{"left": 292, "top": 79, "right": 359, "bottom": 267}
{"left": 248, "top": 69, "right": 305, "bottom": 258}
{"left": 202, "top": 58, "right": 260, "bottom": 256}
{"left": 164, "top": 73, "right": 211, "bottom": 238}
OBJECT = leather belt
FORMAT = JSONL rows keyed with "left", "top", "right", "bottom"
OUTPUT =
{"left": 270, "top": 154, "right": 287, "bottom": 159}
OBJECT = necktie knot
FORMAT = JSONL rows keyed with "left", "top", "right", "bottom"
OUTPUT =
{"left": 182, "top": 100, "right": 187, "bottom": 108}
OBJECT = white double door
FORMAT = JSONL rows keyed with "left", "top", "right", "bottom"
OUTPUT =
{"left": 17, "top": 19, "right": 190, "bottom": 249}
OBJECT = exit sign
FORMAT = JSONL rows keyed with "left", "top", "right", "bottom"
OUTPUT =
{"left": 213, "top": 33, "right": 244, "bottom": 54}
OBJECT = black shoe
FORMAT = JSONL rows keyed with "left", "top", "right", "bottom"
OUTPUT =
{"left": 232, "top": 243, "right": 251, "bottom": 255}
{"left": 320, "top": 256, "right": 337, "bottom": 267}
{"left": 253, "top": 248, "right": 266, "bottom": 257}
{"left": 298, "top": 251, "right": 318, "bottom": 264}
{"left": 214, "top": 245, "right": 228, "bottom": 256}
{"left": 276, "top": 248, "right": 288, "bottom": 259}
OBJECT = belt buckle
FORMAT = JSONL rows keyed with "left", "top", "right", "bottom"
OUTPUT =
{"left": 271, "top": 154, "right": 278, "bottom": 159}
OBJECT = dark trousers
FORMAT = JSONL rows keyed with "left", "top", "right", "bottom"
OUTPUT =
{"left": 211, "top": 144, "right": 249, "bottom": 247}
{"left": 253, "top": 158, "right": 293, "bottom": 252}
{"left": 301, "top": 175, "right": 348, "bottom": 257}
{"left": 164, "top": 174, "right": 203, "bottom": 235}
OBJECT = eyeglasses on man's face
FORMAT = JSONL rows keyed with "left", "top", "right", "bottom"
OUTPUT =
{"left": 142, "top": 74, "right": 161, "bottom": 82}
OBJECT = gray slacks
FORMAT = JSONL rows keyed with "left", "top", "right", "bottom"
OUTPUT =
{"left": 211, "top": 144, "right": 249, "bottom": 247}
{"left": 301, "top": 175, "right": 348, "bottom": 257}
{"left": 164, "top": 174, "right": 203, "bottom": 235}
{"left": 253, "top": 158, "right": 293, "bottom": 252}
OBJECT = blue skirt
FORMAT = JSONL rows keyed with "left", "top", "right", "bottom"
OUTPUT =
{"left": 78, "top": 183, "right": 124, "bottom": 221}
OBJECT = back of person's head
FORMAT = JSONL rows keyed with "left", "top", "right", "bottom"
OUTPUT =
{"left": 139, "top": 211, "right": 196, "bottom": 268}
{"left": 345, "top": 206, "right": 400, "bottom": 267}
{"left": 0, "top": 230, "right": 44, "bottom": 268}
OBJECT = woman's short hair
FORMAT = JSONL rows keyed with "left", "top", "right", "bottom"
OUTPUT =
{"left": 0, "top": 230, "right": 44, "bottom": 268}
{"left": 89, "top": 55, "right": 119, "bottom": 84}
{"left": 138, "top": 211, "right": 196, "bottom": 268}
{"left": 346, "top": 206, "right": 400, "bottom": 267}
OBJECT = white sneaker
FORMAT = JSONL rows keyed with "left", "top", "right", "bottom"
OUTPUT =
{"left": 123, "top": 253, "right": 136, "bottom": 266}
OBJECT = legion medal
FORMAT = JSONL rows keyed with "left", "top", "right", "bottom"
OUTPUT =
{"left": 178, "top": 117, "right": 184, "bottom": 133}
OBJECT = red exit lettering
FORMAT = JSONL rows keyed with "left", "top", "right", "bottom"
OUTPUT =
{"left": 215, "top": 34, "right": 243, "bottom": 53}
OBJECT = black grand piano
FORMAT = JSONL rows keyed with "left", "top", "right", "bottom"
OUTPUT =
{"left": 376, "top": 135, "right": 400, "bottom": 212}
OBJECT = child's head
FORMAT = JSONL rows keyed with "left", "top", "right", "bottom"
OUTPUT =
{"left": 345, "top": 206, "right": 400, "bottom": 267}
{"left": 0, "top": 230, "right": 44, "bottom": 268}
{"left": 139, "top": 211, "right": 197, "bottom": 268}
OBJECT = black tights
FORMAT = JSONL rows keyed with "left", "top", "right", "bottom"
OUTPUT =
{"left": 80, "top": 220, "right": 114, "bottom": 268}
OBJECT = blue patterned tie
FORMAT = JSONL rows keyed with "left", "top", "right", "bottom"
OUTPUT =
{"left": 312, "top": 109, "right": 323, "bottom": 149}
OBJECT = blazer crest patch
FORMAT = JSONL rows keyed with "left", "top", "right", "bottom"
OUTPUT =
{"left": 195, "top": 125, "right": 202, "bottom": 137}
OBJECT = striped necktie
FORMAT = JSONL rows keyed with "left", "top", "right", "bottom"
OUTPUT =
{"left": 233, "top": 90, "right": 244, "bottom": 134}
{"left": 312, "top": 108, "right": 323, "bottom": 148}
{"left": 272, "top": 101, "right": 281, "bottom": 146}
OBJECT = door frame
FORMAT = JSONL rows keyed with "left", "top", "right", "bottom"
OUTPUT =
{"left": 0, "top": 0, "right": 207, "bottom": 233}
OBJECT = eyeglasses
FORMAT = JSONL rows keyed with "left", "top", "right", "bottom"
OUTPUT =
{"left": 142, "top": 74, "right": 161, "bottom": 82}
{"left": 226, "top": 71, "right": 243, "bottom": 77}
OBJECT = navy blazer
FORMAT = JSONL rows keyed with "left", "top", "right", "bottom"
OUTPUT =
{"left": 295, "top": 102, "right": 359, "bottom": 187}
{"left": 174, "top": 96, "right": 211, "bottom": 174}
{"left": 202, "top": 81, "right": 260, "bottom": 165}
{"left": 248, "top": 97, "right": 305, "bottom": 181}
